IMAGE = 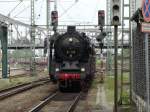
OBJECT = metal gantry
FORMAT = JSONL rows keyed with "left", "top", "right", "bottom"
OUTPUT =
{"left": 30, "top": 0, "right": 36, "bottom": 75}
{"left": 0, "top": 24, "right": 8, "bottom": 78}
{"left": 106, "top": 0, "right": 112, "bottom": 75}
{"left": 46, "top": 0, "right": 51, "bottom": 77}
{"left": 119, "top": 0, "right": 131, "bottom": 105}
{"left": 0, "top": 10, "right": 47, "bottom": 78}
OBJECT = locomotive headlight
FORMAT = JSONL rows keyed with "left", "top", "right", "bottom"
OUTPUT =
{"left": 81, "top": 68, "right": 85, "bottom": 72}
{"left": 55, "top": 68, "right": 59, "bottom": 72}
{"left": 69, "top": 38, "right": 73, "bottom": 42}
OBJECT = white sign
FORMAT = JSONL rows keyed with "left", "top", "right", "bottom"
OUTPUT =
{"left": 141, "top": 22, "right": 150, "bottom": 33}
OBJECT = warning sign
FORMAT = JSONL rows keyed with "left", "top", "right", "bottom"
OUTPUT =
{"left": 142, "top": 0, "right": 150, "bottom": 22}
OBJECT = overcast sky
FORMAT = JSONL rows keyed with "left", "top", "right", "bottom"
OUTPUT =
{"left": 0, "top": 0, "right": 106, "bottom": 25}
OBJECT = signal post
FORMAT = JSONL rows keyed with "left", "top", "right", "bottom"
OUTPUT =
{"left": 111, "top": 0, "right": 121, "bottom": 112}
{"left": 97, "top": 10, "right": 106, "bottom": 83}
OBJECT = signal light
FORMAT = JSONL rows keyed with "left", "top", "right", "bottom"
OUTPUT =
{"left": 51, "top": 11, "right": 58, "bottom": 26}
{"left": 111, "top": 0, "right": 121, "bottom": 26}
{"left": 96, "top": 32, "right": 107, "bottom": 42}
{"left": 98, "top": 10, "right": 105, "bottom": 26}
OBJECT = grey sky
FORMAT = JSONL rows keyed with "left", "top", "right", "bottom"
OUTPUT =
{"left": 0, "top": 0, "right": 106, "bottom": 25}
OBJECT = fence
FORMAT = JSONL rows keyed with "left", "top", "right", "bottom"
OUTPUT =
{"left": 132, "top": 23, "right": 149, "bottom": 112}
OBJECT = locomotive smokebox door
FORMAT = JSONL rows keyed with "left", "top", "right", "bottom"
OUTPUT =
{"left": 67, "top": 26, "right": 76, "bottom": 33}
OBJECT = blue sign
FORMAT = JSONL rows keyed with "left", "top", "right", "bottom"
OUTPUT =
{"left": 142, "top": 0, "right": 150, "bottom": 22}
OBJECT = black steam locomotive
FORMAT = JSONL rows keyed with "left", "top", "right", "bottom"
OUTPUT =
{"left": 50, "top": 26, "right": 95, "bottom": 91}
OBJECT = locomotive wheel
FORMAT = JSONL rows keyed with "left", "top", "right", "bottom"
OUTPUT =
{"left": 59, "top": 81, "right": 68, "bottom": 92}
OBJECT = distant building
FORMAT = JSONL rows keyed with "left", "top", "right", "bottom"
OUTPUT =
{"left": 135, "top": 0, "right": 142, "bottom": 9}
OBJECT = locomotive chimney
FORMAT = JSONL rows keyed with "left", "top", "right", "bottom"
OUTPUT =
{"left": 67, "top": 26, "right": 76, "bottom": 33}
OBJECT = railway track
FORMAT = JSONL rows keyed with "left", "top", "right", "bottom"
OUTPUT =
{"left": 0, "top": 77, "right": 50, "bottom": 100}
{"left": 28, "top": 91, "right": 82, "bottom": 112}
{"left": 67, "top": 92, "right": 81, "bottom": 112}
{"left": 0, "top": 68, "right": 46, "bottom": 79}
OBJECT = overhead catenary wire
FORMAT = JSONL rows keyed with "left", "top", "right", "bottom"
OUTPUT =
{"left": 13, "top": 5, "right": 30, "bottom": 18}
{"left": 91, "top": 0, "right": 99, "bottom": 24}
{"left": 59, "top": 1, "right": 79, "bottom": 18}
{"left": 7, "top": 1, "right": 23, "bottom": 17}
{"left": 58, "top": 1, "right": 74, "bottom": 20}
{"left": 59, "top": 0, "right": 94, "bottom": 25}
{"left": 0, "top": 1, "right": 18, "bottom": 2}
{"left": 0, "top": 0, "right": 31, "bottom": 2}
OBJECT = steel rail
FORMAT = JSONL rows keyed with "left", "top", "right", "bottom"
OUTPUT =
{"left": 28, "top": 91, "right": 81, "bottom": 112}
{"left": 0, "top": 78, "right": 50, "bottom": 100}
{"left": 66, "top": 92, "right": 82, "bottom": 112}
{"left": 28, "top": 91, "right": 58, "bottom": 112}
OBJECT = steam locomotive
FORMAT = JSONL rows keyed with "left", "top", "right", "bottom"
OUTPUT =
{"left": 49, "top": 26, "right": 95, "bottom": 91}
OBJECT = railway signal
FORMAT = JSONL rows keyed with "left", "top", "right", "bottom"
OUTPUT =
{"left": 51, "top": 11, "right": 58, "bottom": 26}
{"left": 111, "top": 1, "right": 120, "bottom": 112}
{"left": 98, "top": 10, "right": 105, "bottom": 26}
{"left": 96, "top": 32, "right": 106, "bottom": 41}
{"left": 111, "top": 0, "right": 121, "bottom": 25}
{"left": 96, "top": 31, "right": 106, "bottom": 55}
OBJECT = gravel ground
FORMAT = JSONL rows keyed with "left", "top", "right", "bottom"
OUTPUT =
{"left": 0, "top": 82, "right": 57, "bottom": 112}
{"left": 0, "top": 78, "right": 113, "bottom": 112}
{"left": 0, "top": 63, "right": 114, "bottom": 112}
{"left": 40, "top": 92, "right": 79, "bottom": 112}
{"left": 74, "top": 84, "right": 113, "bottom": 112}
{"left": 0, "top": 71, "right": 48, "bottom": 91}
{"left": 74, "top": 63, "right": 113, "bottom": 112}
